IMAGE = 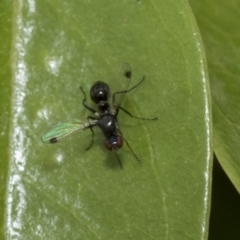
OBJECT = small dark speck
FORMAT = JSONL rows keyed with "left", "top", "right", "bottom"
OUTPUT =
{"left": 125, "top": 71, "right": 132, "bottom": 78}
{"left": 50, "top": 137, "right": 58, "bottom": 143}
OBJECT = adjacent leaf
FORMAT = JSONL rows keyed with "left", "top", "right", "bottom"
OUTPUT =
{"left": 189, "top": 0, "right": 240, "bottom": 192}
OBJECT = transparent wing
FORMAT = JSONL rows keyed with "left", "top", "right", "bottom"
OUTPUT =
{"left": 111, "top": 62, "right": 132, "bottom": 110}
{"left": 42, "top": 119, "right": 98, "bottom": 143}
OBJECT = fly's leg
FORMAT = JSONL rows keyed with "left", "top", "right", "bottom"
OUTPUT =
{"left": 85, "top": 116, "right": 98, "bottom": 150}
{"left": 119, "top": 129, "right": 141, "bottom": 163}
{"left": 114, "top": 151, "right": 123, "bottom": 169}
{"left": 118, "top": 106, "right": 158, "bottom": 120}
{"left": 112, "top": 76, "right": 158, "bottom": 120}
{"left": 112, "top": 75, "right": 145, "bottom": 106}
{"left": 80, "top": 86, "right": 98, "bottom": 115}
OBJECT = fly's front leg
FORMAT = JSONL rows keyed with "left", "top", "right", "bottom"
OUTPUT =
{"left": 114, "top": 151, "right": 123, "bottom": 169}
{"left": 118, "top": 129, "right": 141, "bottom": 163}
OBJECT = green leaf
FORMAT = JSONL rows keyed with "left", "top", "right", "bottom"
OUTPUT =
{"left": 0, "top": 1, "right": 13, "bottom": 239}
{"left": 189, "top": 0, "right": 240, "bottom": 238}
{"left": 4, "top": 1, "right": 212, "bottom": 239}
{"left": 189, "top": 0, "right": 240, "bottom": 193}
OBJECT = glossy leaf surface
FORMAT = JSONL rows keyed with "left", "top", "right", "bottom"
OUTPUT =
{"left": 190, "top": 0, "right": 240, "bottom": 192}
{"left": 3, "top": 1, "right": 211, "bottom": 239}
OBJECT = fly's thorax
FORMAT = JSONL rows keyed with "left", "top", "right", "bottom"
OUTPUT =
{"left": 98, "top": 115, "right": 118, "bottom": 137}
{"left": 97, "top": 101, "right": 111, "bottom": 115}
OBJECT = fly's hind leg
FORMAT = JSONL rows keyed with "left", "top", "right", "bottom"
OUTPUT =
{"left": 80, "top": 86, "right": 98, "bottom": 115}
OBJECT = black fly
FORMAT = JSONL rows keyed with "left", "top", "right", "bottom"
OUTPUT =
{"left": 42, "top": 63, "right": 158, "bottom": 168}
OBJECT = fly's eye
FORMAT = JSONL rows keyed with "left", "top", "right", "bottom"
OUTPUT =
{"left": 104, "top": 139, "right": 112, "bottom": 151}
{"left": 104, "top": 136, "right": 123, "bottom": 151}
{"left": 117, "top": 136, "right": 123, "bottom": 149}
{"left": 90, "top": 81, "right": 110, "bottom": 104}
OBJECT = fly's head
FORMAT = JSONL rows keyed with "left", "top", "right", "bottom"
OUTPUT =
{"left": 104, "top": 135, "right": 123, "bottom": 151}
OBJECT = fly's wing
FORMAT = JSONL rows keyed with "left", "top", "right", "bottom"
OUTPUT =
{"left": 111, "top": 62, "right": 132, "bottom": 111}
{"left": 42, "top": 119, "right": 98, "bottom": 144}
